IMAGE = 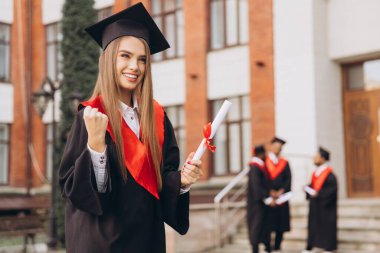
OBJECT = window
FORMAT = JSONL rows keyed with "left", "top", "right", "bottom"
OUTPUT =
{"left": 0, "top": 124, "right": 10, "bottom": 184}
{"left": 98, "top": 7, "right": 113, "bottom": 21}
{"left": 46, "top": 124, "right": 53, "bottom": 181}
{"left": 211, "top": 95, "right": 251, "bottom": 175}
{"left": 346, "top": 59, "right": 380, "bottom": 91}
{"left": 0, "top": 23, "right": 11, "bottom": 82}
{"left": 164, "top": 105, "right": 186, "bottom": 167}
{"left": 210, "top": 0, "right": 248, "bottom": 50}
{"left": 151, "top": 0, "right": 184, "bottom": 61}
{"left": 46, "top": 23, "right": 63, "bottom": 81}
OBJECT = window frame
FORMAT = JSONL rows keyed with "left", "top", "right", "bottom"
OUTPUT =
{"left": 0, "top": 124, "right": 11, "bottom": 185}
{"left": 0, "top": 22, "right": 11, "bottom": 83}
{"left": 343, "top": 58, "right": 380, "bottom": 92}
{"left": 97, "top": 6, "right": 113, "bottom": 21}
{"left": 45, "top": 123, "right": 53, "bottom": 182}
{"left": 151, "top": 0, "right": 184, "bottom": 61}
{"left": 210, "top": 95, "right": 251, "bottom": 176}
{"left": 209, "top": 0, "right": 248, "bottom": 51}
{"left": 45, "top": 22, "right": 62, "bottom": 82}
{"left": 163, "top": 104, "right": 186, "bottom": 168}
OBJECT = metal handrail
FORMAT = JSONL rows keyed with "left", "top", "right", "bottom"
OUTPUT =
{"left": 214, "top": 167, "right": 250, "bottom": 249}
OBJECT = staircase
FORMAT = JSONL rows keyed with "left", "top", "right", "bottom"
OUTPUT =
{"left": 206, "top": 199, "right": 380, "bottom": 253}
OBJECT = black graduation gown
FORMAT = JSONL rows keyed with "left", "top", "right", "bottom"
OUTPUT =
{"left": 306, "top": 173, "right": 338, "bottom": 251}
{"left": 247, "top": 164, "right": 270, "bottom": 245}
{"left": 267, "top": 162, "right": 291, "bottom": 232}
{"left": 59, "top": 109, "right": 189, "bottom": 253}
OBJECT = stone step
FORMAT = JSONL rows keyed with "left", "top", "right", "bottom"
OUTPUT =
{"left": 290, "top": 204, "right": 380, "bottom": 219}
{"left": 234, "top": 227, "right": 380, "bottom": 244}
{"left": 239, "top": 216, "right": 380, "bottom": 232}
{"left": 203, "top": 243, "right": 378, "bottom": 253}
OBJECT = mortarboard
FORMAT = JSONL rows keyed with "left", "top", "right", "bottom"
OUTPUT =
{"left": 319, "top": 147, "right": 330, "bottom": 161}
{"left": 271, "top": 136, "right": 287, "bottom": 145}
{"left": 85, "top": 2, "right": 170, "bottom": 54}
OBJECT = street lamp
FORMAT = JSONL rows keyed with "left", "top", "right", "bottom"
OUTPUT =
{"left": 32, "top": 76, "right": 61, "bottom": 249}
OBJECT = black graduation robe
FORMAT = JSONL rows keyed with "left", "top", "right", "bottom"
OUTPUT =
{"left": 247, "top": 163, "right": 270, "bottom": 246}
{"left": 59, "top": 108, "right": 189, "bottom": 253}
{"left": 266, "top": 160, "right": 291, "bottom": 232}
{"left": 306, "top": 173, "right": 338, "bottom": 251}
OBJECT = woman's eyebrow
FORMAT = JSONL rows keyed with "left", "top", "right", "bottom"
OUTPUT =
{"left": 118, "top": 50, "right": 132, "bottom": 54}
{"left": 118, "top": 50, "right": 146, "bottom": 58}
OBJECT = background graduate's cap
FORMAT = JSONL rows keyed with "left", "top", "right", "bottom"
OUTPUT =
{"left": 85, "top": 2, "right": 170, "bottom": 54}
{"left": 319, "top": 147, "right": 330, "bottom": 161}
{"left": 271, "top": 136, "right": 287, "bottom": 145}
{"left": 252, "top": 145, "right": 266, "bottom": 156}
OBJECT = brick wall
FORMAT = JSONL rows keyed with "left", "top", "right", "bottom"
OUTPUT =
{"left": 7, "top": 0, "right": 275, "bottom": 187}
{"left": 249, "top": 0, "right": 275, "bottom": 145}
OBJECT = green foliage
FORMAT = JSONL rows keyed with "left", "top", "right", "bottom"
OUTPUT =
{"left": 55, "top": 0, "right": 99, "bottom": 247}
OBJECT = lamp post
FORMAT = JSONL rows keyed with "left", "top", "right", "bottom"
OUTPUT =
{"left": 32, "top": 76, "right": 61, "bottom": 249}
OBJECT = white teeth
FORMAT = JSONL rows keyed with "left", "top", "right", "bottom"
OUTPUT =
{"left": 123, "top": 73, "right": 137, "bottom": 79}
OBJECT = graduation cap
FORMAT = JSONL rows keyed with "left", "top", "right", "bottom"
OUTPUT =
{"left": 319, "top": 147, "right": 330, "bottom": 161}
{"left": 85, "top": 2, "right": 170, "bottom": 54}
{"left": 252, "top": 144, "right": 266, "bottom": 156}
{"left": 271, "top": 136, "right": 287, "bottom": 145}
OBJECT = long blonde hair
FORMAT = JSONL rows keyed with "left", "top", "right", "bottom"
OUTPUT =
{"left": 90, "top": 37, "right": 162, "bottom": 190}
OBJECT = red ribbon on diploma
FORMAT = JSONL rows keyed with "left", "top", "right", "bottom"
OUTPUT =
{"left": 203, "top": 122, "right": 216, "bottom": 152}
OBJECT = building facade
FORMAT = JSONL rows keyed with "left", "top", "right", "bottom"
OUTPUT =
{"left": 0, "top": 0, "right": 380, "bottom": 200}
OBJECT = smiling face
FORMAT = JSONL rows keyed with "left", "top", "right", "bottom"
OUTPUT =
{"left": 116, "top": 36, "right": 147, "bottom": 94}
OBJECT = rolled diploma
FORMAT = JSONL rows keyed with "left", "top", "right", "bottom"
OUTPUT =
{"left": 192, "top": 100, "right": 232, "bottom": 161}
{"left": 304, "top": 185, "right": 317, "bottom": 196}
{"left": 275, "top": 191, "right": 293, "bottom": 205}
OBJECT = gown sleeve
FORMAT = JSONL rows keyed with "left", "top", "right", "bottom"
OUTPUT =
{"left": 58, "top": 109, "right": 111, "bottom": 216}
{"left": 160, "top": 112, "right": 190, "bottom": 235}
{"left": 283, "top": 163, "right": 292, "bottom": 192}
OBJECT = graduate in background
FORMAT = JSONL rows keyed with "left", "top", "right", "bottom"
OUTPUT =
{"left": 303, "top": 147, "right": 338, "bottom": 253}
{"left": 58, "top": 3, "right": 202, "bottom": 253}
{"left": 247, "top": 145, "right": 273, "bottom": 253}
{"left": 265, "top": 137, "right": 292, "bottom": 253}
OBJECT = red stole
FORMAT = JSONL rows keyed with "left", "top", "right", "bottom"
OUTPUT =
{"left": 311, "top": 167, "right": 333, "bottom": 192}
{"left": 80, "top": 96, "right": 164, "bottom": 199}
{"left": 249, "top": 159, "right": 267, "bottom": 177}
{"left": 265, "top": 157, "right": 287, "bottom": 180}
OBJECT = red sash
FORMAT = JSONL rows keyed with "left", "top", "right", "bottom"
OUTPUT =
{"left": 80, "top": 96, "right": 164, "bottom": 199}
{"left": 249, "top": 160, "right": 267, "bottom": 175}
{"left": 311, "top": 167, "right": 333, "bottom": 192}
{"left": 265, "top": 157, "right": 287, "bottom": 180}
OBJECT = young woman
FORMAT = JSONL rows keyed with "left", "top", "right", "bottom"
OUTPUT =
{"left": 58, "top": 3, "right": 202, "bottom": 253}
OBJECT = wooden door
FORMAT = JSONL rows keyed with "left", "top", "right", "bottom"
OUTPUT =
{"left": 343, "top": 60, "right": 380, "bottom": 197}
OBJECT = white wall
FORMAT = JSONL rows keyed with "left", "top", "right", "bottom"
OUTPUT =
{"left": 43, "top": 0, "right": 114, "bottom": 24}
{"left": 207, "top": 46, "right": 250, "bottom": 99}
{"left": 0, "top": 84, "right": 13, "bottom": 123}
{"left": 152, "top": 59, "right": 186, "bottom": 106}
{"left": 274, "top": 0, "right": 317, "bottom": 201}
{"left": 328, "top": 0, "right": 380, "bottom": 61}
{"left": 314, "top": 0, "right": 346, "bottom": 198}
{"left": 0, "top": 0, "right": 13, "bottom": 23}
{"left": 273, "top": 0, "right": 346, "bottom": 200}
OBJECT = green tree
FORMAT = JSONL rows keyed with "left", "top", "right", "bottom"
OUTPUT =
{"left": 56, "top": 0, "right": 99, "bottom": 246}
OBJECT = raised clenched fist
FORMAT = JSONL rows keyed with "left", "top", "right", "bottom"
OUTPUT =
{"left": 83, "top": 106, "right": 108, "bottom": 152}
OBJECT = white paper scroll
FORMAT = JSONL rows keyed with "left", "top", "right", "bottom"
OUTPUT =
{"left": 304, "top": 185, "right": 317, "bottom": 196}
{"left": 275, "top": 191, "right": 293, "bottom": 205}
{"left": 264, "top": 197, "right": 274, "bottom": 206}
{"left": 192, "top": 100, "right": 232, "bottom": 161}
